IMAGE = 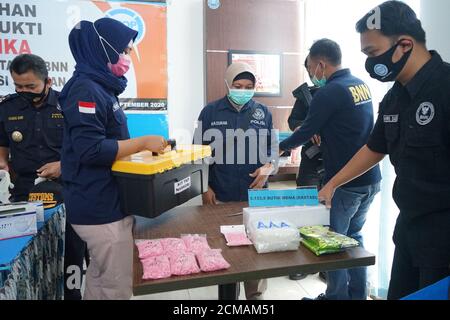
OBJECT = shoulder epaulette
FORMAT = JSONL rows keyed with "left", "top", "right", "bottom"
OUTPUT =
{"left": 0, "top": 93, "right": 19, "bottom": 105}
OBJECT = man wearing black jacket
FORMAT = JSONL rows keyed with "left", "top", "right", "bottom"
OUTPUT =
{"left": 288, "top": 82, "right": 324, "bottom": 189}
{"left": 287, "top": 79, "right": 325, "bottom": 282}
{"left": 0, "top": 54, "right": 87, "bottom": 300}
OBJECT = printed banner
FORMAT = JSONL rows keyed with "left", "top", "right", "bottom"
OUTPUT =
{"left": 0, "top": 0, "right": 168, "bottom": 112}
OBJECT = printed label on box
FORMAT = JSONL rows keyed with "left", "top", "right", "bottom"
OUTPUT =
{"left": 174, "top": 176, "right": 191, "bottom": 194}
{"left": 248, "top": 187, "right": 319, "bottom": 207}
{"left": 257, "top": 221, "right": 292, "bottom": 229}
{"left": 0, "top": 212, "right": 37, "bottom": 240}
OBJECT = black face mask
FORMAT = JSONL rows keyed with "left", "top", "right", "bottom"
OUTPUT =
{"left": 16, "top": 81, "right": 48, "bottom": 105}
{"left": 365, "top": 40, "right": 413, "bottom": 82}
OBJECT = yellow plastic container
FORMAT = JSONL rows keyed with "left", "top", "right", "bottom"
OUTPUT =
{"left": 112, "top": 145, "right": 211, "bottom": 175}
{"left": 112, "top": 145, "right": 211, "bottom": 218}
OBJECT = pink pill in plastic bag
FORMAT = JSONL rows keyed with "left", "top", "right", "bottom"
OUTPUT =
{"left": 223, "top": 232, "right": 253, "bottom": 246}
{"left": 135, "top": 239, "right": 164, "bottom": 259}
{"left": 169, "top": 252, "right": 201, "bottom": 276}
{"left": 141, "top": 255, "right": 171, "bottom": 280}
{"left": 196, "top": 249, "right": 231, "bottom": 272}
{"left": 181, "top": 234, "right": 211, "bottom": 254}
{"left": 160, "top": 238, "right": 187, "bottom": 256}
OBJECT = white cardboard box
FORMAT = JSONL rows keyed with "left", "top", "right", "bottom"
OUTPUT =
{"left": 0, "top": 204, "right": 37, "bottom": 241}
{"left": 28, "top": 202, "right": 44, "bottom": 222}
{"left": 243, "top": 205, "right": 330, "bottom": 230}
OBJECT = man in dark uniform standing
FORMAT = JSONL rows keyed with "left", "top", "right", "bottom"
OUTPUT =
{"left": 287, "top": 80, "right": 325, "bottom": 282}
{"left": 0, "top": 56, "right": 61, "bottom": 198}
{"left": 288, "top": 82, "right": 323, "bottom": 189}
{"left": 0, "top": 54, "right": 86, "bottom": 300}
{"left": 319, "top": 1, "right": 450, "bottom": 299}
{"left": 280, "top": 39, "right": 382, "bottom": 300}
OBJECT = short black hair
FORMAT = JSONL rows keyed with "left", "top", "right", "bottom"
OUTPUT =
{"left": 356, "top": 1, "right": 426, "bottom": 43}
{"left": 309, "top": 39, "right": 342, "bottom": 66}
{"left": 9, "top": 54, "right": 48, "bottom": 81}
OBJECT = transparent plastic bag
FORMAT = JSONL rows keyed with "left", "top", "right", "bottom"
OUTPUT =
{"left": 196, "top": 249, "right": 231, "bottom": 272}
{"left": 160, "top": 238, "right": 188, "bottom": 256}
{"left": 169, "top": 251, "right": 201, "bottom": 276}
{"left": 135, "top": 239, "right": 164, "bottom": 259}
{"left": 181, "top": 234, "right": 211, "bottom": 254}
{"left": 142, "top": 255, "right": 171, "bottom": 280}
{"left": 247, "top": 220, "right": 300, "bottom": 254}
{"left": 223, "top": 232, "right": 253, "bottom": 246}
{"left": 299, "top": 225, "right": 360, "bottom": 256}
{"left": 220, "top": 225, "right": 253, "bottom": 247}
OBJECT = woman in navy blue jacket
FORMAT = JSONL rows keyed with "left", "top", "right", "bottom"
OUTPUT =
{"left": 59, "top": 18, "right": 167, "bottom": 300}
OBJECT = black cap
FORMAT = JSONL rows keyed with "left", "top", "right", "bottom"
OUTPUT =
{"left": 28, "top": 180, "right": 63, "bottom": 209}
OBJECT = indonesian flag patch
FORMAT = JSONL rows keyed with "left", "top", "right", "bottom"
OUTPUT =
{"left": 78, "top": 101, "right": 96, "bottom": 114}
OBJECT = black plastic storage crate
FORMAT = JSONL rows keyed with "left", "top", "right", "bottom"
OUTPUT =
{"left": 113, "top": 162, "right": 209, "bottom": 218}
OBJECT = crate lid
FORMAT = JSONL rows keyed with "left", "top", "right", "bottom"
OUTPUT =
{"left": 111, "top": 145, "right": 211, "bottom": 175}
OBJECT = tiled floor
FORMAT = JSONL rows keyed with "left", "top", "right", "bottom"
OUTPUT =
{"left": 131, "top": 273, "right": 327, "bottom": 300}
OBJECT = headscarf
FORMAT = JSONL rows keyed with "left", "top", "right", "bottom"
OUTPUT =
{"left": 60, "top": 18, "right": 138, "bottom": 99}
{"left": 224, "top": 62, "right": 256, "bottom": 88}
{"left": 224, "top": 62, "right": 256, "bottom": 111}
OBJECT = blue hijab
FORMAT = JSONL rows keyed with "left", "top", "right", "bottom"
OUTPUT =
{"left": 61, "top": 18, "right": 138, "bottom": 98}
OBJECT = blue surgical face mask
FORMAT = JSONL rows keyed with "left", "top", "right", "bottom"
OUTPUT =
{"left": 226, "top": 80, "right": 255, "bottom": 106}
{"left": 311, "top": 63, "right": 327, "bottom": 87}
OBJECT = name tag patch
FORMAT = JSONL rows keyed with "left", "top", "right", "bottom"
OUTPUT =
{"left": 383, "top": 115, "right": 399, "bottom": 123}
{"left": 211, "top": 121, "right": 228, "bottom": 126}
{"left": 51, "top": 113, "right": 63, "bottom": 119}
{"left": 8, "top": 116, "right": 24, "bottom": 121}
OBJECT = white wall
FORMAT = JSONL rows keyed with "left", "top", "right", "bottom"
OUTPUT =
{"left": 167, "top": 0, "right": 205, "bottom": 143}
{"left": 304, "top": 0, "right": 419, "bottom": 108}
{"left": 421, "top": 0, "right": 450, "bottom": 61}
{"left": 166, "top": 0, "right": 205, "bottom": 206}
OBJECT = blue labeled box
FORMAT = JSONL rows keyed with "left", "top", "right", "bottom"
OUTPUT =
{"left": 402, "top": 276, "right": 450, "bottom": 300}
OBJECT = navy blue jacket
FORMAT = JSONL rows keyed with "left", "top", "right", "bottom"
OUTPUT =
{"left": 194, "top": 97, "right": 275, "bottom": 202}
{"left": 280, "top": 69, "right": 381, "bottom": 188}
{"left": 59, "top": 19, "right": 137, "bottom": 225}
{"left": 60, "top": 77, "right": 129, "bottom": 225}
{"left": 0, "top": 89, "right": 63, "bottom": 200}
